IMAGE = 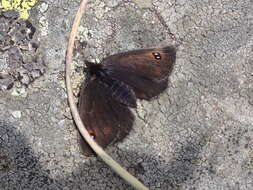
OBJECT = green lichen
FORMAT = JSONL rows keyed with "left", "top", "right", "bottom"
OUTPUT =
{"left": 0, "top": 0, "right": 38, "bottom": 19}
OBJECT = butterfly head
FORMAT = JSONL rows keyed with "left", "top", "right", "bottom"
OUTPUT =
{"left": 84, "top": 61, "right": 102, "bottom": 76}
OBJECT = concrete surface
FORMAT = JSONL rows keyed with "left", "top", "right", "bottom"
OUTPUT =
{"left": 0, "top": 0, "right": 253, "bottom": 189}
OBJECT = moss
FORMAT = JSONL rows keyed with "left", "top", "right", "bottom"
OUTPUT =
{"left": 0, "top": 0, "right": 38, "bottom": 19}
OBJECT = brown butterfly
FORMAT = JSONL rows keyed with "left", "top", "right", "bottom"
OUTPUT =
{"left": 78, "top": 46, "right": 176, "bottom": 156}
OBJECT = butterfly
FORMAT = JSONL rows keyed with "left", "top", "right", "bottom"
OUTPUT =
{"left": 78, "top": 46, "right": 176, "bottom": 156}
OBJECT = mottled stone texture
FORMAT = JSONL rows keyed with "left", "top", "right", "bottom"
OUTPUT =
{"left": 0, "top": 0, "right": 252, "bottom": 189}
{"left": 0, "top": 10, "right": 46, "bottom": 89}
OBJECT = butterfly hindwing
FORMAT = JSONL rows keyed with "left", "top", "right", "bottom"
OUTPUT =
{"left": 78, "top": 79, "right": 134, "bottom": 156}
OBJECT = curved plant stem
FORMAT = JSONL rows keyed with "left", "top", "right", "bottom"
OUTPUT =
{"left": 65, "top": 0, "right": 149, "bottom": 189}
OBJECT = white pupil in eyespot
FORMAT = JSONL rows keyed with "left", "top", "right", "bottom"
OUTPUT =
{"left": 153, "top": 52, "right": 161, "bottom": 60}
{"left": 90, "top": 133, "right": 96, "bottom": 139}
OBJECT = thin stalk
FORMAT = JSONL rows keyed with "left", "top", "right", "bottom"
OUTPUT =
{"left": 65, "top": 0, "right": 149, "bottom": 189}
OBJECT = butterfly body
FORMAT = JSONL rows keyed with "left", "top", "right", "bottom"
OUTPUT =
{"left": 78, "top": 46, "right": 176, "bottom": 156}
{"left": 85, "top": 62, "right": 137, "bottom": 108}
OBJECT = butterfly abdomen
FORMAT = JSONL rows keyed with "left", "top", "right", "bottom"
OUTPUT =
{"left": 96, "top": 70, "right": 137, "bottom": 108}
{"left": 109, "top": 79, "right": 137, "bottom": 108}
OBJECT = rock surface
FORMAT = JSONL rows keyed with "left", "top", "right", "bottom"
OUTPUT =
{"left": 0, "top": 0, "right": 252, "bottom": 189}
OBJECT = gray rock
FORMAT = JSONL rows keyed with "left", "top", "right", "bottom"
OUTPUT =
{"left": 0, "top": 0, "right": 252, "bottom": 189}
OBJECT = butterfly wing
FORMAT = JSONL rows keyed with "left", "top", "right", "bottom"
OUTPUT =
{"left": 102, "top": 46, "right": 176, "bottom": 100}
{"left": 78, "top": 78, "right": 134, "bottom": 156}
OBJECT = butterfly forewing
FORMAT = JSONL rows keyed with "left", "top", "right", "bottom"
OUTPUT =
{"left": 102, "top": 46, "right": 176, "bottom": 100}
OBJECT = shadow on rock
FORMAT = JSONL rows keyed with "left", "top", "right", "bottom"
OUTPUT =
{"left": 0, "top": 120, "right": 54, "bottom": 190}
{"left": 0, "top": 119, "right": 211, "bottom": 189}
{"left": 56, "top": 134, "right": 210, "bottom": 190}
